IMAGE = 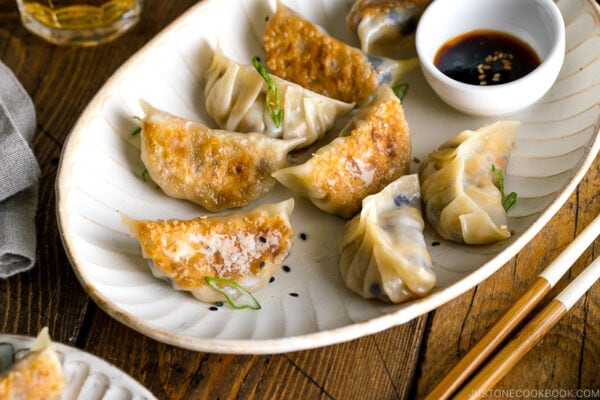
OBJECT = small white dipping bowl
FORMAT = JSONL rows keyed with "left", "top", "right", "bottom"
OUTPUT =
{"left": 415, "top": 0, "right": 565, "bottom": 116}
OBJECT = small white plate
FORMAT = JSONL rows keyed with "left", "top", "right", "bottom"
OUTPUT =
{"left": 56, "top": 0, "right": 600, "bottom": 354}
{"left": 0, "top": 333, "right": 156, "bottom": 399}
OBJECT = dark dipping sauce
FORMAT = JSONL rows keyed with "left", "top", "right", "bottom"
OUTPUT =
{"left": 434, "top": 29, "right": 541, "bottom": 86}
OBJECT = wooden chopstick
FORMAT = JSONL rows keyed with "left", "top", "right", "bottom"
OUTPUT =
{"left": 454, "top": 254, "right": 600, "bottom": 399}
{"left": 425, "top": 214, "right": 600, "bottom": 400}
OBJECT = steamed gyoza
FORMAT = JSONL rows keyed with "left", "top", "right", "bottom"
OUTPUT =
{"left": 347, "top": 0, "right": 431, "bottom": 56}
{"left": 273, "top": 85, "right": 411, "bottom": 218}
{"left": 419, "top": 121, "right": 519, "bottom": 244}
{"left": 138, "top": 101, "right": 303, "bottom": 212}
{"left": 204, "top": 46, "right": 354, "bottom": 148}
{"left": 122, "top": 199, "right": 295, "bottom": 304}
{"left": 339, "top": 174, "right": 435, "bottom": 303}
{"left": 264, "top": 1, "right": 419, "bottom": 104}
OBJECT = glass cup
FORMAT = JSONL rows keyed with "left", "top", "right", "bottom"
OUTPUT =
{"left": 15, "top": 0, "right": 143, "bottom": 46}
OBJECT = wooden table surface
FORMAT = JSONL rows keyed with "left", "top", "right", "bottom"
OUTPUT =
{"left": 0, "top": 1, "right": 598, "bottom": 399}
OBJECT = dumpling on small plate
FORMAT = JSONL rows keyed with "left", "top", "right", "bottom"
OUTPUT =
{"left": 0, "top": 328, "right": 65, "bottom": 400}
{"left": 273, "top": 85, "right": 411, "bottom": 218}
{"left": 419, "top": 121, "right": 520, "bottom": 245}
{"left": 263, "top": 1, "right": 419, "bottom": 104}
{"left": 204, "top": 46, "right": 354, "bottom": 148}
{"left": 339, "top": 174, "right": 435, "bottom": 303}
{"left": 122, "top": 199, "right": 295, "bottom": 306}
{"left": 346, "top": 0, "right": 432, "bottom": 56}
{"left": 138, "top": 101, "right": 303, "bottom": 212}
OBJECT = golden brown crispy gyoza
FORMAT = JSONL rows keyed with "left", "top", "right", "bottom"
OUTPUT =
{"left": 263, "top": 1, "right": 419, "bottom": 104}
{"left": 122, "top": 199, "right": 295, "bottom": 303}
{"left": 139, "top": 101, "right": 303, "bottom": 212}
{"left": 273, "top": 85, "right": 411, "bottom": 218}
{"left": 0, "top": 328, "right": 65, "bottom": 400}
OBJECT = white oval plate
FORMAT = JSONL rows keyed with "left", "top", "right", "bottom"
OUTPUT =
{"left": 56, "top": 0, "right": 600, "bottom": 354}
{"left": 0, "top": 333, "right": 156, "bottom": 399}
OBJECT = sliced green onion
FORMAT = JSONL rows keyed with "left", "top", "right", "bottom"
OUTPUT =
{"left": 131, "top": 116, "right": 142, "bottom": 135}
{"left": 140, "top": 168, "right": 149, "bottom": 182}
{"left": 502, "top": 191, "right": 517, "bottom": 212}
{"left": 252, "top": 56, "right": 283, "bottom": 128}
{"left": 492, "top": 164, "right": 517, "bottom": 212}
{"left": 205, "top": 277, "right": 262, "bottom": 310}
{"left": 393, "top": 83, "right": 409, "bottom": 101}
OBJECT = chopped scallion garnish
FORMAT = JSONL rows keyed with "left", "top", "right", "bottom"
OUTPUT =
{"left": 205, "top": 277, "right": 262, "bottom": 310}
{"left": 140, "top": 168, "right": 149, "bottom": 182}
{"left": 393, "top": 83, "right": 409, "bottom": 101}
{"left": 492, "top": 164, "right": 517, "bottom": 212}
{"left": 131, "top": 116, "right": 142, "bottom": 135}
{"left": 252, "top": 56, "right": 283, "bottom": 128}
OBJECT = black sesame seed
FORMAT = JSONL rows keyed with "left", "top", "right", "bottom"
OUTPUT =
{"left": 215, "top": 301, "right": 224, "bottom": 307}
{"left": 300, "top": 233, "right": 307, "bottom": 240}
{"left": 259, "top": 236, "right": 267, "bottom": 243}
{"left": 209, "top": 306, "right": 219, "bottom": 311}
{"left": 282, "top": 265, "right": 291, "bottom": 273}
{"left": 269, "top": 277, "right": 275, "bottom": 283}
{"left": 289, "top": 292, "right": 299, "bottom": 297}
{"left": 259, "top": 261, "right": 266, "bottom": 268}
{"left": 432, "top": 241, "right": 441, "bottom": 247}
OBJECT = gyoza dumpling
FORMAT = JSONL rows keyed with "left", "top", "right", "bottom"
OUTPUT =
{"left": 339, "top": 174, "right": 435, "bottom": 303}
{"left": 346, "top": 0, "right": 432, "bottom": 56}
{"left": 419, "top": 121, "right": 520, "bottom": 244}
{"left": 139, "top": 101, "right": 303, "bottom": 212}
{"left": 273, "top": 85, "right": 411, "bottom": 218}
{"left": 0, "top": 328, "right": 65, "bottom": 400}
{"left": 122, "top": 199, "right": 295, "bottom": 305}
{"left": 263, "top": 1, "right": 419, "bottom": 104}
{"left": 204, "top": 46, "right": 354, "bottom": 148}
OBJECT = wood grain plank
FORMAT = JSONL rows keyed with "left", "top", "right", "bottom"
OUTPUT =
{"left": 78, "top": 307, "right": 328, "bottom": 400}
{"left": 78, "top": 302, "right": 429, "bottom": 399}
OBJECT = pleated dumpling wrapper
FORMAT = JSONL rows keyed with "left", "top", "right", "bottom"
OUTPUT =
{"left": 263, "top": 1, "right": 419, "bottom": 104}
{"left": 346, "top": 0, "right": 432, "bottom": 56}
{"left": 273, "top": 85, "right": 411, "bottom": 218}
{"left": 0, "top": 328, "right": 65, "bottom": 400}
{"left": 204, "top": 46, "right": 354, "bottom": 148}
{"left": 122, "top": 199, "right": 295, "bottom": 305}
{"left": 419, "top": 121, "right": 520, "bottom": 245}
{"left": 339, "top": 174, "right": 435, "bottom": 303}
{"left": 139, "top": 101, "right": 304, "bottom": 212}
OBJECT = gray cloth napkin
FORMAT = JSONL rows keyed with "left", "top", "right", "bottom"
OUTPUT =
{"left": 0, "top": 61, "right": 40, "bottom": 278}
